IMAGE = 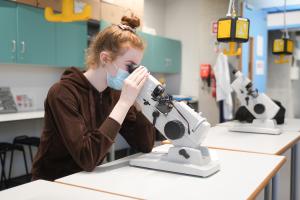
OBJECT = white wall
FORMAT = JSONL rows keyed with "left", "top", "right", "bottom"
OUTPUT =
{"left": 0, "top": 64, "right": 64, "bottom": 177}
{"left": 266, "top": 31, "right": 295, "bottom": 118}
{"left": 264, "top": 30, "right": 299, "bottom": 200}
{"left": 267, "top": 11, "right": 300, "bottom": 28}
{"left": 248, "top": 0, "right": 300, "bottom": 9}
{"left": 162, "top": 0, "right": 229, "bottom": 125}
{"left": 144, "top": 0, "right": 166, "bottom": 36}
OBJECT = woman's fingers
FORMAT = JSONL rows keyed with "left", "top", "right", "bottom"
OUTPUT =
{"left": 126, "top": 66, "right": 148, "bottom": 87}
{"left": 137, "top": 73, "right": 149, "bottom": 90}
{"left": 126, "top": 66, "right": 144, "bottom": 81}
{"left": 133, "top": 68, "right": 148, "bottom": 85}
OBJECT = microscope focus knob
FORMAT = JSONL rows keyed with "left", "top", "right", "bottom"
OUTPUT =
{"left": 254, "top": 104, "right": 265, "bottom": 114}
{"left": 164, "top": 120, "right": 185, "bottom": 140}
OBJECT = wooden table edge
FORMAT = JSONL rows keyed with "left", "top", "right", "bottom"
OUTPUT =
{"left": 54, "top": 180, "right": 144, "bottom": 200}
{"left": 247, "top": 156, "right": 286, "bottom": 200}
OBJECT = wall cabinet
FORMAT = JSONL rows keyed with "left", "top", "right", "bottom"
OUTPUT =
{"left": 18, "top": 4, "right": 56, "bottom": 65}
{"left": 99, "top": 20, "right": 181, "bottom": 74}
{"left": 0, "top": 1, "right": 17, "bottom": 63}
{"left": 143, "top": 34, "right": 181, "bottom": 73}
{"left": 0, "top": 1, "right": 87, "bottom": 68}
{"left": 56, "top": 22, "right": 87, "bottom": 68}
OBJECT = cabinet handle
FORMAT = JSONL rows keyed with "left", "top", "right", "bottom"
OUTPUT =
{"left": 11, "top": 40, "right": 16, "bottom": 53}
{"left": 165, "top": 58, "right": 172, "bottom": 67}
{"left": 21, "top": 41, "right": 26, "bottom": 54}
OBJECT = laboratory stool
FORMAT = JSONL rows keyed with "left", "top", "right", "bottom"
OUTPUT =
{"left": 0, "top": 142, "right": 29, "bottom": 189}
{"left": 13, "top": 135, "right": 40, "bottom": 162}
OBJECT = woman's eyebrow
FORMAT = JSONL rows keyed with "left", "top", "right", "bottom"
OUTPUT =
{"left": 126, "top": 60, "right": 137, "bottom": 65}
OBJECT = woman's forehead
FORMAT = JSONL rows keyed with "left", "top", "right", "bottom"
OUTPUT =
{"left": 118, "top": 47, "right": 143, "bottom": 62}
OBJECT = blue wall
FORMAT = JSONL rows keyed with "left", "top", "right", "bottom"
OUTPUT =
{"left": 247, "top": 0, "right": 300, "bottom": 10}
{"left": 242, "top": 3, "right": 268, "bottom": 92}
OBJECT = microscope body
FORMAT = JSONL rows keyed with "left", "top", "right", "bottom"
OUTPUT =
{"left": 230, "top": 71, "right": 281, "bottom": 134}
{"left": 129, "top": 74, "right": 220, "bottom": 177}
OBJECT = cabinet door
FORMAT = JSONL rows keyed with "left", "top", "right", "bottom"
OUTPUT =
{"left": 56, "top": 22, "right": 87, "bottom": 68}
{"left": 99, "top": 20, "right": 111, "bottom": 31}
{"left": 0, "top": 1, "right": 17, "bottom": 63}
{"left": 152, "top": 36, "right": 181, "bottom": 73}
{"left": 17, "top": 4, "right": 56, "bottom": 65}
{"left": 138, "top": 32, "right": 153, "bottom": 69}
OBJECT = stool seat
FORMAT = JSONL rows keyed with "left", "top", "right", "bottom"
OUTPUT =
{"left": 13, "top": 136, "right": 40, "bottom": 147}
{"left": 13, "top": 135, "right": 40, "bottom": 162}
{"left": 0, "top": 143, "right": 11, "bottom": 152}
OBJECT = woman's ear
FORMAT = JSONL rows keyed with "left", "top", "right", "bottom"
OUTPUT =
{"left": 99, "top": 51, "right": 111, "bottom": 65}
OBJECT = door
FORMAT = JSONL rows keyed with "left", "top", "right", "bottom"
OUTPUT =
{"left": 0, "top": 1, "right": 17, "bottom": 63}
{"left": 56, "top": 22, "right": 87, "bottom": 68}
{"left": 17, "top": 4, "right": 56, "bottom": 65}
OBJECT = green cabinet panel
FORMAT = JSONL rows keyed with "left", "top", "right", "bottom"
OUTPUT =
{"left": 0, "top": 1, "right": 17, "bottom": 63}
{"left": 138, "top": 32, "right": 153, "bottom": 69}
{"left": 99, "top": 20, "right": 111, "bottom": 31}
{"left": 17, "top": 4, "right": 56, "bottom": 65}
{"left": 98, "top": 20, "right": 181, "bottom": 73}
{"left": 0, "top": 3, "right": 87, "bottom": 67}
{"left": 56, "top": 22, "right": 87, "bottom": 68}
{"left": 151, "top": 36, "right": 181, "bottom": 73}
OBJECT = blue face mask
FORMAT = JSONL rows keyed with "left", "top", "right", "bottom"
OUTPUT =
{"left": 107, "top": 64, "right": 130, "bottom": 90}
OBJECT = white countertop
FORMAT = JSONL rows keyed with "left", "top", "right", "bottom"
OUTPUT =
{"left": 203, "top": 125, "right": 300, "bottom": 155}
{"left": 217, "top": 118, "right": 300, "bottom": 132}
{"left": 0, "top": 110, "right": 44, "bottom": 122}
{"left": 0, "top": 180, "right": 135, "bottom": 200}
{"left": 56, "top": 145, "right": 285, "bottom": 200}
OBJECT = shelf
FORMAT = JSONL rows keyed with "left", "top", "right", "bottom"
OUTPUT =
{"left": 0, "top": 110, "right": 45, "bottom": 122}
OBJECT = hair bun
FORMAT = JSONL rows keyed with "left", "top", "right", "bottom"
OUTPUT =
{"left": 121, "top": 15, "right": 140, "bottom": 29}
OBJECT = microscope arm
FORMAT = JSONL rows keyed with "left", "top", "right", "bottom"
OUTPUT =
{"left": 135, "top": 75, "right": 210, "bottom": 149}
{"left": 231, "top": 71, "right": 279, "bottom": 120}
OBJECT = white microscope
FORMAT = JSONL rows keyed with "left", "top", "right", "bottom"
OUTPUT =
{"left": 230, "top": 70, "right": 281, "bottom": 135}
{"left": 128, "top": 65, "right": 220, "bottom": 177}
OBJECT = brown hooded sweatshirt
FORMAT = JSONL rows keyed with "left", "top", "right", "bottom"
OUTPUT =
{"left": 31, "top": 67, "right": 156, "bottom": 181}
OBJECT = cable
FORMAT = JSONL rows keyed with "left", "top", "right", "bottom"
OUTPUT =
{"left": 284, "top": 0, "right": 289, "bottom": 38}
{"left": 226, "top": 0, "right": 234, "bottom": 16}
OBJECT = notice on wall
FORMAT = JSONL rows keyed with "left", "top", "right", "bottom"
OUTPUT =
{"left": 256, "top": 60, "right": 265, "bottom": 75}
{"left": 211, "top": 21, "right": 218, "bottom": 35}
{"left": 257, "top": 35, "right": 264, "bottom": 57}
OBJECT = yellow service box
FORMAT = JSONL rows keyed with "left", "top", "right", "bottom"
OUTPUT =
{"left": 217, "top": 16, "right": 250, "bottom": 43}
{"left": 272, "top": 38, "right": 294, "bottom": 55}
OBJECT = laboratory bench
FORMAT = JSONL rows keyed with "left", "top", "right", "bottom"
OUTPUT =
{"left": 203, "top": 120, "right": 300, "bottom": 200}
{"left": 55, "top": 145, "right": 285, "bottom": 200}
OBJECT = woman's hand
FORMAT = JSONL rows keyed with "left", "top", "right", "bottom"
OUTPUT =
{"left": 109, "top": 66, "right": 149, "bottom": 125}
{"left": 119, "top": 66, "right": 149, "bottom": 106}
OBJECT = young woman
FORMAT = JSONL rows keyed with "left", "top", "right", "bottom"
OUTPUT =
{"left": 31, "top": 15, "right": 156, "bottom": 181}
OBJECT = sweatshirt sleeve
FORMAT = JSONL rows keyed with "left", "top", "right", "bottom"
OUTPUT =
{"left": 119, "top": 106, "right": 156, "bottom": 153}
{"left": 46, "top": 84, "right": 121, "bottom": 172}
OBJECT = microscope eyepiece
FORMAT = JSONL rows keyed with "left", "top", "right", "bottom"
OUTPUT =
{"left": 152, "top": 85, "right": 165, "bottom": 98}
{"left": 232, "top": 69, "right": 238, "bottom": 75}
{"left": 245, "top": 82, "right": 253, "bottom": 90}
{"left": 127, "top": 64, "right": 139, "bottom": 73}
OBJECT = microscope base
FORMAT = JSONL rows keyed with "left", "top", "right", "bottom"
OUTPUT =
{"left": 229, "top": 119, "right": 281, "bottom": 135}
{"left": 129, "top": 151, "right": 220, "bottom": 177}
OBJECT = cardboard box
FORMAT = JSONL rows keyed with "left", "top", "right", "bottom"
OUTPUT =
{"left": 81, "top": 0, "right": 101, "bottom": 21}
{"left": 100, "top": 2, "right": 143, "bottom": 25}
{"left": 37, "top": 0, "right": 62, "bottom": 12}
{"left": 14, "top": 0, "right": 37, "bottom": 6}
{"left": 101, "top": 0, "right": 143, "bottom": 14}
{"left": 37, "top": 0, "right": 101, "bottom": 21}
